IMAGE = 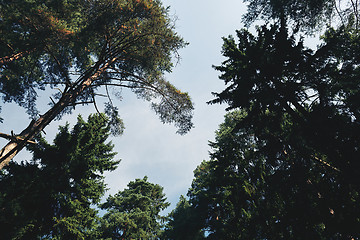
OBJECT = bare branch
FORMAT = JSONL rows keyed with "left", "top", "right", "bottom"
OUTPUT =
{"left": 92, "top": 94, "right": 107, "bottom": 122}
{"left": 105, "top": 84, "right": 115, "bottom": 106}
{"left": 333, "top": 0, "right": 346, "bottom": 25}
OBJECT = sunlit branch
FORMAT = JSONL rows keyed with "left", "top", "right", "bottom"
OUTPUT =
{"left": 0, "top": 132, "right": 36, "bottom": 144}
{"left": 0, "top": 50, "right": 33, "bottom": 66}
{"left": 312, "top": 155, "right": 341, "bottom": 172}
{"left": 0, "top": 55, "right": 120, "bottom": 170}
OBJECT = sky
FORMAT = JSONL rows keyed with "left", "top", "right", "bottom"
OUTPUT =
{"left": 0, "top": 0, "right": 248, "bottom": 212}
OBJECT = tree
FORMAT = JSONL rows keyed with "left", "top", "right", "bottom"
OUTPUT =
{"left": 182, "top": 111, "right": 360, "bottom": 239}
{"left": 162, "top": 195, "right": 205, "bottom": 240}
{"left": 206, "top": 0, "right": 360, "bottom": 236}
{"left": 185, "top": 111, "right": 269, "bottom": 239}
{"left": 0, "top": 114, "right": 119, "bottom": 239}
{"left": 98, "top": 176, "right": 169, "bottom": 239}
{"left": 0, "top": 0, "right": 193, "bottom": 169}
{"left": 210, "top": 18, "right": 360, "bottom": 187}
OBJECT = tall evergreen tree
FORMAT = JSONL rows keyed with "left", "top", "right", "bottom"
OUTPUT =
{"left": 211, "top": 18, "right": 360, "bottom": 188}
{"left": 0, "top": 114, "right": 119, "bottom": 239}
{"left": 175, "top": 111, "right": 360, "bottom": 239}
{"left": 0, "top": 0, "right": 193, "bottom": 169}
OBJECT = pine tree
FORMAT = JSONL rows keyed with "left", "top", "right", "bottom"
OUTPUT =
{"left": 0, "top": 0, "right": 193, "bottom": 169}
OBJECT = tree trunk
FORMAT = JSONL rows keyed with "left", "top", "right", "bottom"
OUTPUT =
{"left": 0, "top": 57, "right": 116, "bottom": 170}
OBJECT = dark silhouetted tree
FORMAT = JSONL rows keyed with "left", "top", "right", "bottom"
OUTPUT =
{"left": 180, "top": 111, "right": 360, "bottom": 239}
{"left": 0, "top": 114, "right": 119, "bottom": 239}
{"left": 211, "top": 19, "right": 360, "bottom": 188}
{"left": 162, "top": 195, "right": 205, "bottom": 240}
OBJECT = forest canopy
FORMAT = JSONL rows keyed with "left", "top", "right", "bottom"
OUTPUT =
{"left": 1, "top": 0, "right": 360, "bottom": 239}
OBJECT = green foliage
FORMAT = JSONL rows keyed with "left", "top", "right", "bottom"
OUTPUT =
{"left": 204, "top": 2, "right": 360, "bottom": 237}
{"left": 162, "top": 195, "right": 205, "bottom": 240}
{"left": 178, "top": 111, "right": 360, "bottom": 239}
{"left": 98, "top": 176, "right": 169, "bottom": 239}
{"left": 0, "top": 0, "right": 193, "bottom": 168}
{"left": 211, "top": 21, "right": 360, "bottom": 187}
{"left": 3, "top": 0, "right": 193, "bottom": 131}
{"left": 0, "top": 0, "right": 90, "bottom": 116}
{"left": 0, "top": 114, "right": 119, "bottom": 239}
{"left": 185, "top": 111, "right": 268, "bottom": 239}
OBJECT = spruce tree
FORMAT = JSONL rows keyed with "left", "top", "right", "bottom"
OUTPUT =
{"left": 0, "top": 114, "right": 119, "bottom": 239}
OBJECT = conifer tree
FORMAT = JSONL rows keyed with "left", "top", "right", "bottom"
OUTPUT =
{"left": 0, "top": 0, "right": 193, "bottom": 169}
{"left": 98, "top": 176, "right": 169, "bottom": 239}
{"left": 0, "top": 114, "right": 119, "bottom": 239}
{"left": 174, "top": 111, "right": 360, "bottom": 239}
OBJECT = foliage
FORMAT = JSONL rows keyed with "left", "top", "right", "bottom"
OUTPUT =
{"left": 162, "top": 195, "right": 205, "bottom": 240}
{"left": 0, "top": 0, "right": 193, "bottom": 169}
{"left": 98, "top": 176, "right": 169, "bottom": 239}
{"left": 202, "top": 0, "right": 360, "bottom": 238}
{"left": 210, "top": 21, "right": 360, "bottom": 188}
{"left": 175, "top": 111, "right": 360, "bottom": 239}
{"left": 0, "top": 114, "right": 119, "bottom": 239}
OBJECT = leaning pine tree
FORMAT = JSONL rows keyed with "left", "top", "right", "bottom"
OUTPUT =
{"left": 0, "top": 0, "right": 193, "bottom": 169}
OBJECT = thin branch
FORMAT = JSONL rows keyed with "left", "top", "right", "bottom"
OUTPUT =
{"left": 92, "top": 94, "right": 107, "bottom": 122}
{"left": 312, "top": 155, "right": 341, "bottom": 172}
{"left": 333, "top": 0, "right": 346, "bottom": 25}
{"left": 350, "top": 0, "right": 359, "bottom": 29}
{"left": 93, "top": 82, "right": 154, "bottom": 91}
{"left": 105, "top": 84, "right": 115, "bottom": 107}
{"left": 45, "top": 45, "right": 72, "bottom": 88}
{"left": 40, "top": 81, "right": 68, "bottom": 85}
{"left": 94, "top": 93, "right": 108, "bottom": 98}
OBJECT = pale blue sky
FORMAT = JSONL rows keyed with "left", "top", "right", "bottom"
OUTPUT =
{"left": 0, "top": 0, "right": 247, "bottom": 211}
